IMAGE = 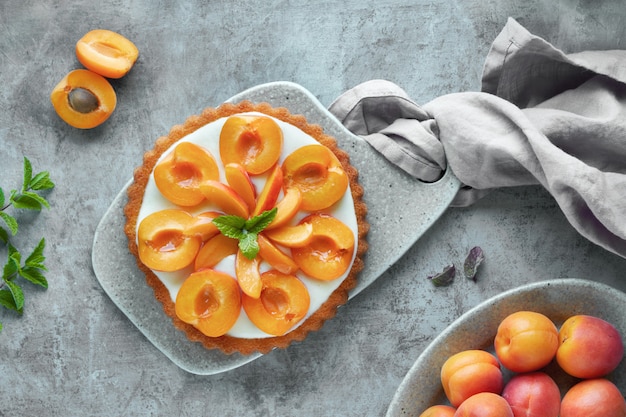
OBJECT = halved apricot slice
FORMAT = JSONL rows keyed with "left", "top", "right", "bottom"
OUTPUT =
{"left": 186, "top": 211, "right": 221, "bottom": 241}
{"left": 291, "top": 214, "right": 355, "bottom": 280}
{"left": 154, "top": 142, "right": 220, "bottom": 207}
{"left": 266, "top": 187, "right": 302, "bottom": 230}
{"left": 50, "top": 69, "right": 116, "bottom": 129}
{"left": 220, "top": 115, "right": 283, "bottom": 175}
{"left": 76, "top": 29, "right": 139, "bottom": 79}
{"left": 263, "top": 223, "right": 313, "bottom": 248}
{"left": 194, "top": 233, "right": 239, "bottom": 270}
{"left": 175, "top": 269, "right": 241, "bottom": 337}
{"left": 199, "top": 180, "right": 249, "bottom": 218}
{"left": 242, "top": 270, "right": 310, "bottom": 336}
{"left": 235, "top": 250, "right": 262, "bottom": 298}
{"left": 137, "top": 209, "right": 201, "bottom": 271}
{"left": 252, "top": 164, "right": 283, "bottom": 217}
{"left": 257, "top": 234, "right": 299, "bottom": 274}
{"left": 224, "top": 163, "right": 257, "bottom": 210}
{"left": 282, "top": 144, "right": 349, "bottom": 211}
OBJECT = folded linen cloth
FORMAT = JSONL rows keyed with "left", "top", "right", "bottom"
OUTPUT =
{"left": 329, "top": 17, "right": 626, "bottom": 259}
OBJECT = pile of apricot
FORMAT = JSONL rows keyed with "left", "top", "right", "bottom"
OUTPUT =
{"left": 137, "top": 114, "right": 355, "bottom": 337}
{"left": 419, "top": 310, "right": 625, "bottom": 417}
{"left": 51, "top": 29, "right": 138, "bottom": 129}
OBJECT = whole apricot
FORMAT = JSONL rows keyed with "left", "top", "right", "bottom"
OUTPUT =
{"left": 76, "top": 29, "right": 139, "bottom": 79}
{"left": 560, "top": 378, "right": 626, "bottom": 417}
{"left": 556, "top": 314, "right": 624, "bottom": 379}
{"left": 454, "top": 392, "right": 514, "bottom": 417}
{"left": 50, "top": 69, "right": 116, "bottom": 129}
{"left": 494, "top": 311, "right": 558, "bottom": 373}
{"left": 440, "top": 350, "right": 504, "bottom": 408}
{"left": 501, "top": 372, "right": 560, "bottom": 417}
{"left": 418, "top": 405, "right": 456, "bottom": 417}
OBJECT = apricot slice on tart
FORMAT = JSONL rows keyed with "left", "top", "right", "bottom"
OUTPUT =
{"left": 282, "top": 144, "right": 349, "bottom": 211}
{"left": 263, "top": 223, "right": 313, "bottom": 248}
{"left": 76, "top": 29, "right": 139, "bottom": 79}
{"left": 50, "top": 69, "right": 116, "bottom": 129}
{"left": 291, "top": 214, "right": 355, "bottom": 280}
{"left": 257, "top": 234, "right": 299, "bottom": 275}
{"left": 194, "top": 233, "right": 239, "bottom": 271}
{"left": 175, "top": 269, "right": 241, "bottom": 337}
{"left": 266, "top": 187, "right": 302, "bottom": 230}
{"left": 199, "top": 180, "right": 250, "bottom": 218}
{"left": 235, "top": 250, "right": 262, "bottom": 298}
{"left": 242, "top": 270, "right": 311, "bottom": 336}
{"left": 224, "top": 163, "right": 257, "bottom": 210}
{"left": 251, "top": 164, "right": 283, "bottom": 217}
{"left": 154, "top": 142, "right": 220, "bottom": 207}
{"left": 137, "top": 209, "right": 201, "bottom": 272}
{"left": 186, "top": 211, "right": 221, "bottom": 241}
{"left": 219, "top": 115, "right": 283, "bottom": 175}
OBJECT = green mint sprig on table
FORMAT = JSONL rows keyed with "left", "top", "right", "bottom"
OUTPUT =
{"left": 212, "top": 208, "right": 277, "bottom": 260}
{"left": 0, "top": 157, "right": 54, "bottom": 333}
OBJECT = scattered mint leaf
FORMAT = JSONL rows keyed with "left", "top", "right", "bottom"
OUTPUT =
{"left": 428, "top": 264, "right": 456, "bottom": 287}
{"left": 0, "top": 212, "right": 18, "bottom": 236}
{"left": 212, "top": 208, "right": 277, "bottom": 259}
{"left": 0, "top": 228, "right": 8, "bottom": 244}
{"left": 29, "top": 172, "right": 54, "bottom": 191}
{"left": 0, "top": 188, "right": 4, "bottom": 208}
{"left": 4, "top": 280, "right": 24, "bottom": 313}
{"left": 22, "top": 157, "right": 33, "bottom": 192}
{"left": 464, "top": 246, "right": 484, "bottom": 281}
{"left": 0, "top": 289, "right": 19, "bottom": 312}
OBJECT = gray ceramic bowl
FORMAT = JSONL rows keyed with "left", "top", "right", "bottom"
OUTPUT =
{"left": 386, "top": 278, "right": 626, "bottom": 416}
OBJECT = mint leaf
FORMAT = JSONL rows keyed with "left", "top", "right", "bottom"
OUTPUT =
{"left": 0, "top": 289, "right": 19, "bottom": 312}
{"left": 11, "top": 193, "right": 43, "bottom": 211}
{"left": 0, "top": 227, "right": 8, "bottom": 244}
{"left": 22, "top": 157, "right": 33, "bottom": 193}
{"left": 4, "top": 280, "right": 24, "bottom": 312}
{"left": 0, "top": 187, "right": 5, "bottom": 208}
{"left": 29, "top": 171, "right": 55, "bottom": 191}
{"left": 25, "top": 238, "right": 46, "bottom": 270}
{"left": 0, "top": 212, "right": 18, "bottom": 236}
{"left": 245, "top": 207, "right": 277, "bottom": 234}
{"left": 22, "top": 191, "right": 50, "bottom": 209}
{"left": 212, "top": 215, "right": 246, "bottom": 240}
{"left": 19, "top": 267, "right": 48, "bottom": 288}
{"left": 239, "top": 233, "right": 260, "bottom": 259}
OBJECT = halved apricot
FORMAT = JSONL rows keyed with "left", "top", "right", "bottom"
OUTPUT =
{"left": 263, "top": 223, "right": 313, "bottom": 248}
{"left": 257, "top": 234, "right": 299, "bottom": 274}
{"left": 194, "top": 233, "right": 239, "bottom": 270}
{"left": 50, "top": 69, "right": 116, "bottom": 129}
{"left": 242, "top": 270, "right": 310, "bottom": 336}
{"left": 224, "top": 163, "right": 257, "bottom": 210}
{"left": 76, "top": 29, "right": 139, "bottom": 79}
{"left": 154, "top": 142, "right": 220, "bottom": 206}
{"left": 282, "top": 144, "right": 349, "bottom": 211}
{"left": 266, "top": 187, "right": 302, "bottom": 230}
{"left": 291, "top": 214, "right": 355, "bottom": 280}
{"left": 175, "top": 269, "right": 241, "bottom": 337}
{"left": 186, "top": 211, "right": 221, "bottom": 241}
{"left": 199, "top": 180, "right": 249, "bottom": 218}
{"left": 137, "top": 209, "right": 201, "bottom": 271}
{"left": 219, "top": 115, "right": 283, "bottom": 175}
{"left": 252, "top": 164, "right": 283, "bottom": 217}
{"left": 235, "top": 250, "right": 262, "bottom": 298}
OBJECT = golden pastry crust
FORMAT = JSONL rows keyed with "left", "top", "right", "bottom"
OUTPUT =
{"left": 124, "top": 101, "right": 368, "bottom": 355}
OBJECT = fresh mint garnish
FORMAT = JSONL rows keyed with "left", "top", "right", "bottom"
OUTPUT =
{"left": 212, "top": 208, "right": 277, "bottom": 260}
{"left": 0, "top": 157, "right": 54, "bottom": 333}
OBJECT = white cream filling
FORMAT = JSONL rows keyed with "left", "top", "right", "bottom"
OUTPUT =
{"left": 136, "top": 112, "right": 358, "bottom": 338}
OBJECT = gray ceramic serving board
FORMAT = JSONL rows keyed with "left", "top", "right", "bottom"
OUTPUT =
{"left": 91, "top": 81, "right": 461, "bottom": 375}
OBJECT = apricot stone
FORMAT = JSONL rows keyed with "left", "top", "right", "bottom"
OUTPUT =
{"left": 175, "top": 269, "right": 241, "bottom": 337}
{"left": 291, "top": 214, "right": 355, "bottom": 281}
{"left": 242, "top": 270, "right": 310, "bottom": 336}
{"left": 282, "top": 144, "right": 348, "bottom": 211}
{"left": 154, "top": 142, "right": 220, "bottom": 206}
{"left": 220, "top": 115, "right": 283, "bottom": 175}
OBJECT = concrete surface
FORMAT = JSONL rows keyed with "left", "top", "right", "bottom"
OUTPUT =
{"left": 1, "top": 1, "right": 625, "bottom": 416}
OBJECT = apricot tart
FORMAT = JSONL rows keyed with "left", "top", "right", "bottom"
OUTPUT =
{"left": 124, "top": 101, "right": 368, "bottom": 355}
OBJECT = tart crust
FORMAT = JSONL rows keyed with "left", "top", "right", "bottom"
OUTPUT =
{"left": 124, "top": 101, "right": 368, "bottom": 355}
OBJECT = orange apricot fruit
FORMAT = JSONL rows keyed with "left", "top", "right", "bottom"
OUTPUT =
{"left": 265, "top": 187, "right": 302, "bottom": 230}
{"left": 263, "top": 223, "right": 313, "bottom": 248}
{"left": 257, "top": 234, "right": 299, "bottom": 275}
{"left": 76, "top": 29, "right": 139, "bottom": 79}
{"left": 137, "top": 209, "right": 201, "bottom": 272}
{"left": 251, "top": 164, "right": 283, "bottom": 217}
{"left": 186, "top": 211, "right": 221, "bottom": 241}
{"left": 175, "top": 269, "right": 241, "bottom": 337}
{"left": 418, "top": 405, "right": 457, "bottom": 417}
{"left": 154, "top": 142, "right": 220, "bottom": 207}
{"left": 224, "top": 163, "right": 257, "bottom": 210}
{"left": 242, "top": 270, "right": 310, "bottom": 336}
{"left": 291, "top": 214, "right": 355, "bottom": 280}
{"left": 199, "top": 180, "right": 250, "bottom": 218}
{"left": 560, "top": 378, "right": 626, "bottom": 417}
{"left": 282, "top": 144, "right": 349, "bottom": 211}
{"left": 235, "top": 250, "right": 262, "bottom": 298}
{"left": 193, "top": 233, "right": 239, "bottom": 271}
{"left": 50, "top": 69, "right": 116, "bottom": 129}
{"left": 219, "top": 115, "right": 283, "bottom": 175}
{"left": 454, "top": 392, "right": 514, "bottom": 417}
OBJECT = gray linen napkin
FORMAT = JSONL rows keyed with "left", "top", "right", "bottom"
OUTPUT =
{"left": 329, "top": 17, "right": 626, "bottom": 259}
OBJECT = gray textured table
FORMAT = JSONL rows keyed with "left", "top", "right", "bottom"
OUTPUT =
{"left": 2, "top": 1, "right": 626, "bottom": 416}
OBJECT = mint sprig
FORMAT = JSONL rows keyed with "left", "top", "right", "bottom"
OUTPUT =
{"left": 212, "top": 208, "right": 277, "bottom": 260}
{"left": 0, "top": 157, "right": 54, "bottom": 333}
